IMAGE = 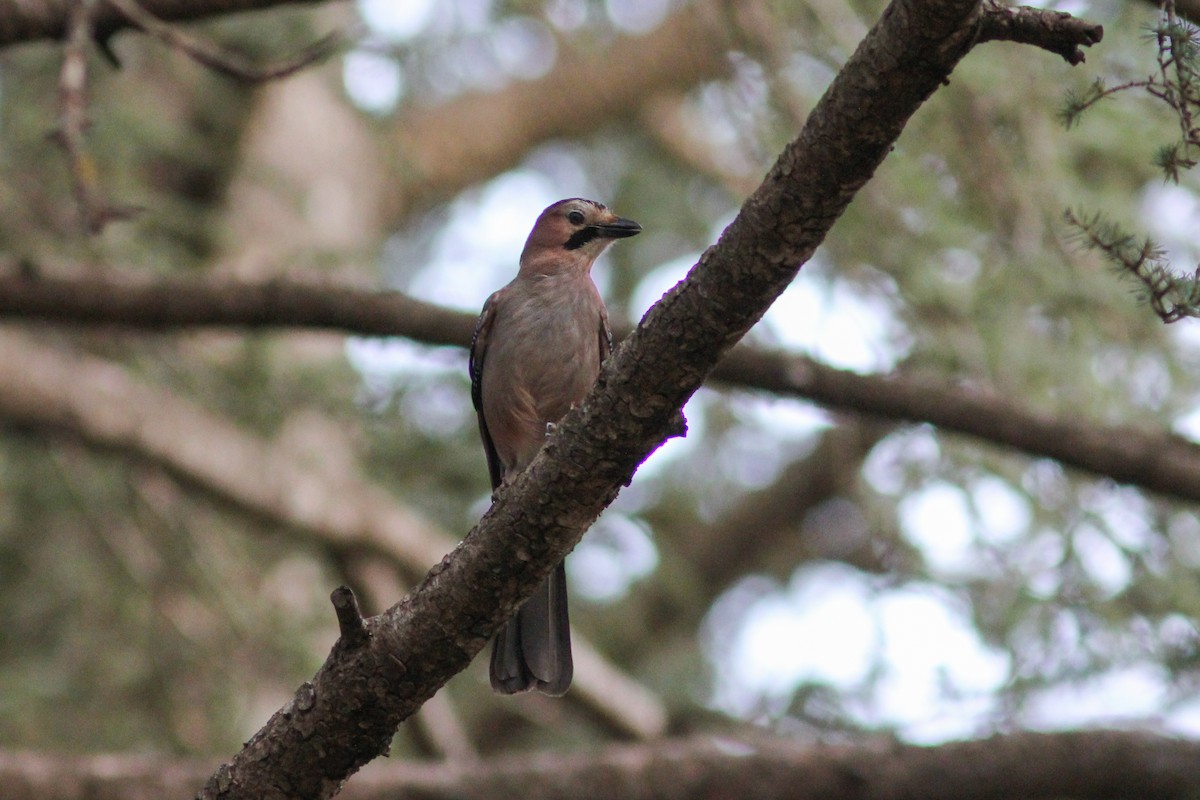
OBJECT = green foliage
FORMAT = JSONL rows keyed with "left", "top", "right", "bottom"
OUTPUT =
{"left": 1064, "top": 208, "right": 1200, "bottom": 323}
{"left": 1062, "top": 3, "right": 1200, "bottom": 324}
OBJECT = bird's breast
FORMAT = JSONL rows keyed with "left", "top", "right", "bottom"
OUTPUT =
{"left": 480, "top": 277, "right": 605, "bottom": 470}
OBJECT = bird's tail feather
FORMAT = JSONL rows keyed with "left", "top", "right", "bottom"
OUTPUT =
{"left": 489, "top": 561, "right": 572, "bottom": 695}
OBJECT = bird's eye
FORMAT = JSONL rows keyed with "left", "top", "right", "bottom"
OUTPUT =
{"left": 567, "top": 210, "right": 586, "bottom": 225}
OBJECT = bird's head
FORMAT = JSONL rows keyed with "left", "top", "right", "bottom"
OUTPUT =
{"left": 519, "top": 198, "right": 641, "bottom": 275}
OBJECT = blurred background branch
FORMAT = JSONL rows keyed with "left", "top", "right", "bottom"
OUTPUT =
{"left": 5, "top": 272, "right": 1200, "bottom": 507}
{"left": 3, "top": 730, "right": 1198, "bottom": 800}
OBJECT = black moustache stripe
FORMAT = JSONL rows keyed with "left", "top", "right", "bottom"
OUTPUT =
{"left": 564, "top": 226, "right": 599, "bottom": 251}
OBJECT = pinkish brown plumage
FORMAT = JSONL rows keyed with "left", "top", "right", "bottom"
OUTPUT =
{"left": 469, "top": 198, "right": 641, "bottom": 695}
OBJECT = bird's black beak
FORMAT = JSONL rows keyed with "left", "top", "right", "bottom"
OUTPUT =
{"left": 595, "top": 217, "right": 642, "bottom": 240}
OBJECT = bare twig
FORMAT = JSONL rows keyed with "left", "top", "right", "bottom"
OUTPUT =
{"left": 55, "top": 0, "right": 136, "bottom": 233}
{"left": 105, "top": 0, "right": 339, "bottom": 81}
{"left": 0, "top": 0, "right": 328, "bottom": 50}
{"left": 331, "top": 585, "right": 370, "bottom": 647}
{"left": 976, "top": 0, "right": 1104, "bottom": 64}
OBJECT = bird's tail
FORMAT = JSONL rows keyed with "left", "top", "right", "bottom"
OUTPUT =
{"left": 489, "top": 561, "right": 572, "bottom": 695}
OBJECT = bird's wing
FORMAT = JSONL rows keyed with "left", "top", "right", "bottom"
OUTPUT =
{"left": 470, "top": 291, "right": 505, "bottom": 490}
{"left": 598, "top": 304, "right": 613, "bottom": 363}
{"left": 468, "top": 292, "right": 495, "bottom": 412}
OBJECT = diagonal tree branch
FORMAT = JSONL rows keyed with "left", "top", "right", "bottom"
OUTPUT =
{"left": 0, "top": 329, "right": 667, "bottom": 741}
{"left": 2, "top": 730, "right": 1197, "bottom": 800}
{"left": 3, "top": 271, "right": 1195, "bottom": 507}
{"left": 172, "top": 0, "right": 1101, "bottom": 795}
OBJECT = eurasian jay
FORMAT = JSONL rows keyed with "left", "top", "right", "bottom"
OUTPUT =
{"left": 469, "top": 197, "right": 642, "bottom": 695}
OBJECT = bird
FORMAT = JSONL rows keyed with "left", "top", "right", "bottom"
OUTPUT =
{"left": 469, "top": 197, "right": 642, "bottom": 695}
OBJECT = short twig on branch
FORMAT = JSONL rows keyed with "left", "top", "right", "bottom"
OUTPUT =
{"left": 55, "top": 0, "right": 138, "bottom": 233}
{"left": 976, "top": 0, "right": 1104, "bottom": 64}
{"left": 331, "top": 586, "right": 371, "bottom": 648}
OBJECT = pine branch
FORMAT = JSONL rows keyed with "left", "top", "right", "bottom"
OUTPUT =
{"left": 1064, "top": 208, "right": 1200, "bottom": 323}
{"left": 1060, "top": 1, "right": 1200, "bottom": 180}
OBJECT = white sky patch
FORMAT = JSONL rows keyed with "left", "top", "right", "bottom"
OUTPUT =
{"left": 545, "top": 0, "right": 589, "bottom": 30}
{"left": 1022, "top": 664, "right": 1168, "bottom": 729}
{"left": 453, "top": 0, "right": 496, "bottom": 33}
{"left": 357, "top": 0, "right": 435, "bottom": 40}
{"left": 1173, "top": 406, "right": 1200, "bottom": 441}
{"left": 1051, "top": 0, "right": 1091, "bottom": 16}
{"left": 605, "top": 0, "right": 672, "bottom": 34}
{"left": 898, "top": 482, "right": 977, "bottom": 576}
{"left": 1173, "top": 318, "right": 1200, "bottom": 439}
{"left": 716, "top": 564, "right": 875, "bottom": 714}
{"left": 346, "top": 336, "right": 461, "bottom": 381}
{"left": 1072, "top": 524, "right": 1132, "bottom": 597}
{"left": 1166, "top": 692, "right": 1200, "bottom": 736}
{"left": 970, "top": 476, "right": 1031, "bottom": 545}
{"left": 717, "top": 426, "right": 793, "bottom": 491}
{"left": 1141, "top": 182, "right": 1200, "bottom": 272}
{"left": 1081, "top": 484, "right": 1153, "bottom": 552}
{"left": 342, "top": 49, "right": 404, "bottom": 113}
{"left": 1018, "top": 529, "right": 1066, "bottom": 599}
{"left": 763, "top": 276, "right": 905, "bottom": 373}
{"left": 491, "top": 17, "right": 557, "bottom": 80}
{"left": 408, "top": 171, "right": 559, "bottom": 309}
{"left": 869, "top": 586, "right": 1009, "bottom": 741}
{"left": 569, "top": 513, "right": 659, "bottom": 602}
{"left": 712, "top": 567, "right": 1010, "bottom": 739}
{"left": 863, "top": 426, "right": 942, "bottom": 496}
{"left": 629, "top": 253, "right": 694, "bottom": 319}
{"left": 399, "top": 376, "right": 473, "bottom": 437}
{"left": 630, "top": 255, "right": 905, "bottom": 376}
{"left": 1142, "top": 182, "right": 1200, "bottom": 239}
{"left": 730, "top": 394, "right": 831, "bottom": 442}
